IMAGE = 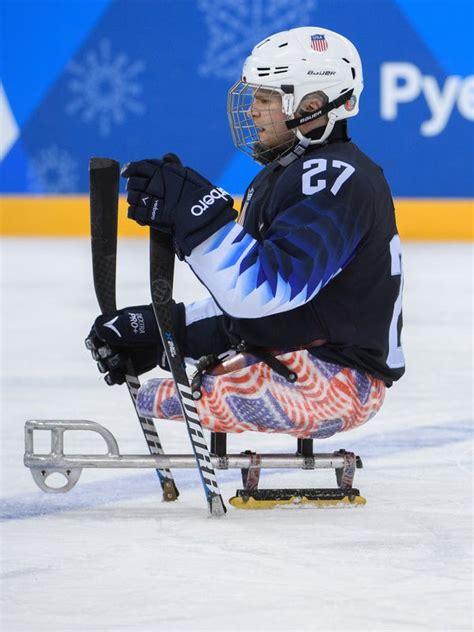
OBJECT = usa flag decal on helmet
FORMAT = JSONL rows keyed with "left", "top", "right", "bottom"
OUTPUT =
{"left": 311, "top": 34, "right": 328, "bottom": 52}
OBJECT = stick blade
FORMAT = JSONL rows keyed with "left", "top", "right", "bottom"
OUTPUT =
{"left": 90, "top": 157, "right": 119, "bottom": 171}
{"left": 89, "top": 157, "right": 120, "bottom": 314}
{"left": 209, "top": 494, "right": 227, "bottom": 517}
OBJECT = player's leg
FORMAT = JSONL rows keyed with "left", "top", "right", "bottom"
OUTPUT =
{"left": 136, "top": 351, "right": 385, "bottom": 437}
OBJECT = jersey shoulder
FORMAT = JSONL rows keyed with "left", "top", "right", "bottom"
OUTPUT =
{"left": 271, "top": 141, "right": 381, "bottom": 212}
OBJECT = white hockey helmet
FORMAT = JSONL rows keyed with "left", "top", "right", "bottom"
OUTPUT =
{"left": 228, "top": 27, "right": 363, "bottom": 164}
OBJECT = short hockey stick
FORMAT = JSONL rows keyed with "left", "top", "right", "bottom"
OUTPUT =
{"left": 89, "top": 157, "right": 178, "bottom": 501}
{"left": 149, "top": 229, "right": 227, "bottom": 516}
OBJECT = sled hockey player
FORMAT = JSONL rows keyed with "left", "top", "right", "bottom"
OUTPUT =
{"left": 87, "top": 26, "right": 405, "bottom": 441}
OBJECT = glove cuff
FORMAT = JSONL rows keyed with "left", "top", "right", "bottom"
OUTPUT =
{"left": 175, "top": 207, "right": 237, "bottom": 258}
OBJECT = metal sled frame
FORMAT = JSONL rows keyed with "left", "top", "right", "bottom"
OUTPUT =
{"left": 24, "top": 419, "right": 364, "bottom": 505}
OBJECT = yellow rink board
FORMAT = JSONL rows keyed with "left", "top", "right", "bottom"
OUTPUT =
{"left": 0, "top": 196, "right": 473, "bottom": 240}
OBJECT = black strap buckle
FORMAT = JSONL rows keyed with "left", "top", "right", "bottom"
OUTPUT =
{"left": 191, "top": 342, "right": 298, "bottom": 400}
{"left": 190, "top": 354, "right": 221, "bottom": 400}
{"left": 236, "top": 341, "right": 298, "bottom": 383}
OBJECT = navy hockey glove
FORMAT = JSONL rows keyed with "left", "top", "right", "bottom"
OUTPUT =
{"left": 122, "top": 158, "right": 237, "bottom": 258}
{"left": 85, "top": 305, "right": 168, "bottom": 385}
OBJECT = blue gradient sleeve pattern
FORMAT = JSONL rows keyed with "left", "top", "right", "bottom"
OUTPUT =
{"left": 186, "top": 198, "right": 366, "bottom": 319}
{"left": 185, "top": 296, "right": 223, "bottom": 326}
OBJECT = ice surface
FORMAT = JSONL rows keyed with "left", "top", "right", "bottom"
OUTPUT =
{"left": 1, "top": 238, "right": 472, "bottom": 631}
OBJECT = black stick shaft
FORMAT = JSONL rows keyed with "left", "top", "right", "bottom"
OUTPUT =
{"left": 89, "top": 157, "right": 178, "bottom": 502}
{"left": 90, "top": 158, "right": 119, "bottom": 314}
{"left": 149, "top": 229, "right": 226, "bottom": 516}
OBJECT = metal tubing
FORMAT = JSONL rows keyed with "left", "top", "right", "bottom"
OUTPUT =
{"left": 23, "top": 419, "right": 359, "bottom": 494}
{"left": 25, "top": 420, "right": 345, "bottom": 470}
{"left": 24, "top": 453, "right": 345, "bottom": 470}
{"left": 25, "top": 419, "right": 120, "bottom": 455}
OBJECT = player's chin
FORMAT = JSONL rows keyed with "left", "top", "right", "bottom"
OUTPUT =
{"left": 258, "top": 129, "right": 293, "bottom": 148}
{"left": 258, "top": 132, "right": 278, "bottom": 147}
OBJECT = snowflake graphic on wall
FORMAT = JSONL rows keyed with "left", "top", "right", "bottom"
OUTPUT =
{"left": 28, "top": 146, "right": 79, "bottom": 193}
{"left": 198, "top": 0, "right": 317, "bottom": 80}
{"left": 66, "top": 39, "right": 146, "bottom": 136}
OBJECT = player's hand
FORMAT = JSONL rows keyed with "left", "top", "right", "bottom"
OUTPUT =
{"left": 121, "top": 156, "right": 237, "bottom": 258}
{"left": 85, "top": 305, "right": 167, "bottom": 385}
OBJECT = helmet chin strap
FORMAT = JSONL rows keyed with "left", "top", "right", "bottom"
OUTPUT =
{"left": 283, "top": 86, "right": 353, "bottom": 151}
{"left": 298, "top": 111, "right": 338, "bottom": 145}
{"left": 278, "top": 135, "right": 311, "bottom": 166}
{"left": 278, "top": 112, "right": 337, "bottom": 166}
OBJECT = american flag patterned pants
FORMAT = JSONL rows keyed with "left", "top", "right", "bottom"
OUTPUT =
{"left": 136, "top": 351, "right": 386, "bottom": 439}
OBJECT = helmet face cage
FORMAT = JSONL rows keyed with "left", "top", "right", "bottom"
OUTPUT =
{"left": 227, "top": 81, "right": 296, "bottom": 165}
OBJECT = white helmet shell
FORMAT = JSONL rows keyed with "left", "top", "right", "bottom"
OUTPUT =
{"left": 242, "top": 26, "right": 363, "bottom": 121}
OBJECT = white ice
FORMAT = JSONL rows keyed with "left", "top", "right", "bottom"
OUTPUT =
{"left": 1, "top": 238, "right": 472, "bottom": 632}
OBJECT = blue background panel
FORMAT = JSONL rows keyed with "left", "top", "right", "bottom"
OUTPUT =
{"left": 1, "top": 0, "right": 473, "bottom": 196}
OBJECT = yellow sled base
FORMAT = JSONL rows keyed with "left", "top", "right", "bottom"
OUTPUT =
{"left": 229, "top": 488, "right": 367, "bottom": 510}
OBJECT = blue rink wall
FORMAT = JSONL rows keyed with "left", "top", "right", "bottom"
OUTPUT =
{"left": 0, "top": 0, "right": 473, "bottom": 238}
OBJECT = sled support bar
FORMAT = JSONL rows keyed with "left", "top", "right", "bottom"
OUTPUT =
{"left": 24, "top": 419, "right": 358, "bottom": 493}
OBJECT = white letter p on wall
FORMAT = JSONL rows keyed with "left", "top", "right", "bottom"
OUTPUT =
{"left": 380, "top": 62, "right": 421, "bottom": 120}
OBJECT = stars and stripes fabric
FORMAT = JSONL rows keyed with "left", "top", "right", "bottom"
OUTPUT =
{"left": 136, "top": 351, "right": 385, "bottom": 439}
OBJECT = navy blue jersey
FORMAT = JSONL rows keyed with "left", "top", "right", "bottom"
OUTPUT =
{"left": 181, "top": 131, "right": 405, "bottom": 385}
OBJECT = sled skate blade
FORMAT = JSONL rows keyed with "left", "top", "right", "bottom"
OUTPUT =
{"left": 229, "top": 488, "right": 366, "bottom": 510}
